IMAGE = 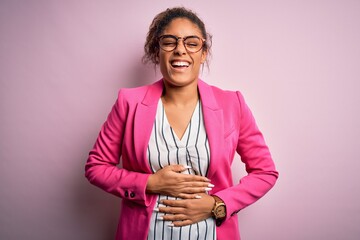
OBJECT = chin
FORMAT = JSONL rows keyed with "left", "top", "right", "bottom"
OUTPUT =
{"left": 164, "top": 75, "right": 197, "bottom": 87}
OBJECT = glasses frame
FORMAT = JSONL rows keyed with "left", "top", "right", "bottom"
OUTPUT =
{"left": 158, "top": 34, "right": 206, "bottom": 53}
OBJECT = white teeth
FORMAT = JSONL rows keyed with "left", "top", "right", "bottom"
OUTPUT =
{"left": 172, "top": 61, "right": 189, "bottom": 67}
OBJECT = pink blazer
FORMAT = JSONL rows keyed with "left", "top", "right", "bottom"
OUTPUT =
{"left": 85, "top": 79, "right": 278, "bottom": 240}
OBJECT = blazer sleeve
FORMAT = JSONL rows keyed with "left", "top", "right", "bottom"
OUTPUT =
{"left": 85, "top": 90, "right": 152, "bottom": 207}
{"left": 215, "top": 91, "right": 279, "bottom": 219}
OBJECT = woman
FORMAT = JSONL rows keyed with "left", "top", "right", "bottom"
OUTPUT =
{"left": 85, "top": 7, "right": 278, "bottom": 240}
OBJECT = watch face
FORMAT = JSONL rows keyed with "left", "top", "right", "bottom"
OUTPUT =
{"left": 215, "top": 205, "right": 226, "bottom": 218}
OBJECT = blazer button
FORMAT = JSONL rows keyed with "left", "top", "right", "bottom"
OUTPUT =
{"left": 124, "top": 190, "right": 129, "bottom": 198}
{"left": 130, "top": 192, "right": 135, "bottom": 198}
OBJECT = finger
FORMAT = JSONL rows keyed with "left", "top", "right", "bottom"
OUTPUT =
{"left": 181, "top": 186, "right": 213, "bottom": 194}
{"left": 161, "top": 199, "right": 187, "bottom": 207}
{"left": 181, "top": 174, "right": 211, "bottom": 182}
{"left": 178, "top": 193, "right": 203, "bottom": 199}
{"left": 171, "top": 219, "right": 193, "bottom": 227}
{"left": 173, "top": 179, "right": 213, "bottom": 190}
{"left": 162, "top": 214, "right": 187, "bottom": 221}
{"left": 183, "top": 182, "right": 214, "bottom": 188}
{"left": 158, "top": 206, "right": 184, "bottom": 214}
{"left": 168, "top": 164, "right": 190, "bottom": 173}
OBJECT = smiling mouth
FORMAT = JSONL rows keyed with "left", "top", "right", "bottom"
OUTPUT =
{"left": 171, "top": 61, "right": 190, "bottom": 68}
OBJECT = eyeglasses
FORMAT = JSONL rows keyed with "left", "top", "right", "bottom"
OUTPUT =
{"left": 158, "top": 35, "right": 205, "bottom": 53}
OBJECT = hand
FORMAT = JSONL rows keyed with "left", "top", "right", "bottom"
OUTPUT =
{"left": 157, "top": 193, "right": 215, "bottom": 227}
{"left": 146, "top": 165, "right": 213, "bottom": 199}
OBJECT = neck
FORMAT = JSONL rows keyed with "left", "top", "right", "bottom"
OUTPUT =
{"left": 162, "top": 80, "right": 199, "bottom": 106}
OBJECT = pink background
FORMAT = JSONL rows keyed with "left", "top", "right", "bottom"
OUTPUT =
{"left": 1, "top": 1, "right": 359, "bottom": 239}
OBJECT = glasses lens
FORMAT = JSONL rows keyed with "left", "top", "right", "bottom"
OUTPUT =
{"left": 184, "top": 37, "right": 203, "bottom": 53}
{"left": 159, "top": 36, "right": 177, "bottom": 52}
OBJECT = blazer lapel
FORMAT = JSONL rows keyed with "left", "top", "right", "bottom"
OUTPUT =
{"left": 198, "top": 80, "right": 224, "bottom": 179}
{"left": 133, "top": 80, "right": 163, "bottom": 173}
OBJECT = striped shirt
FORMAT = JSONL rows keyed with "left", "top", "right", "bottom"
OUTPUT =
{"left": 147, "top": 99, "right": 216, "bottom": 240}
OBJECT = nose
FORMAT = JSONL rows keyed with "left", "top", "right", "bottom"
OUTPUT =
{"left": 174, "top": 39, "right": 187, "bottom": 55}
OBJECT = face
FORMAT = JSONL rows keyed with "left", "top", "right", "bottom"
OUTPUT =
{"left": 158, "top": 18, "right": 207, "bottom": 88}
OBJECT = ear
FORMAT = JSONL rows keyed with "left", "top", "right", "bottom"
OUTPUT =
{"left": 200, "top": 49, "right": 207, "bottom": 64}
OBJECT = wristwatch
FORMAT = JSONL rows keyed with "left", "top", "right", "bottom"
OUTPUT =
{"left": 211, "top": 195, "right": 226, "bottom": 226}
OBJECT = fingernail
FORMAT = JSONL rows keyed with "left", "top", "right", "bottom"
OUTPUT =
{"left": 205, "top": 178, "right": 211, "bottom": 182}
{"left": 167, "top": 223, "right": 174, "bottom": 227}
{"left": 205, "top": 187, "right": 212, "bottom": 191}
{"left": 154, "top": 208, "right": 159, "bottom": 212}
{"left": 208, "top": 183, "right": 215, "bottom": 187}
{"left": 195, "top": 195, "right": 202, "bottom": 199}
{"left": 183, "top": 165, "right": 192, "bottom": 169}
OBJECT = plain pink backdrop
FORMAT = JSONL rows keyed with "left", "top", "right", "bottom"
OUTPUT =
{"left": 1, "top": 1, "right": 359, "bottom": 239}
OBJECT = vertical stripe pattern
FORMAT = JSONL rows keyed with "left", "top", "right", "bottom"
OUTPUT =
{"left": 147, "top": 100, "right": 216, "bottom": 240}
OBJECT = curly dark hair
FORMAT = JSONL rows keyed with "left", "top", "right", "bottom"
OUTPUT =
{"left": 142, "top": 7, "right": 212, "bottom": 65}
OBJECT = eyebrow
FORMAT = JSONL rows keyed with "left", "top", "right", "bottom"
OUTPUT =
{"left": 160, "top": 34, "right": 201, "bottom": 39}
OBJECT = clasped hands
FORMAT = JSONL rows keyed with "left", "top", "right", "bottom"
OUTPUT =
{"left": 146, "top": 165, "right": 216, "bottom": 227}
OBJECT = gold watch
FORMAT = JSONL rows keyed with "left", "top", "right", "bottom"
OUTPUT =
{"left": 211, "top": 195, "right": 226, "bottom": 226}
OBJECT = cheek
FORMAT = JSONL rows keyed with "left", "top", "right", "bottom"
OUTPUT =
{"left": 159, "top": 51, "right": 170, "bottom": 63}
{"left": 158, "top": 53, "right": 167, "bottom": 67}
{"left": 158, "top": 53, "right": 170, "bottom": 76}
{"left": 193, "top": 55, "right": 204, "bottom": 67}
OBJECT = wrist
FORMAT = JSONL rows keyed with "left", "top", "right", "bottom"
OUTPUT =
{"left": 145, "top": 174, "right": 157, "bottom": 194}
